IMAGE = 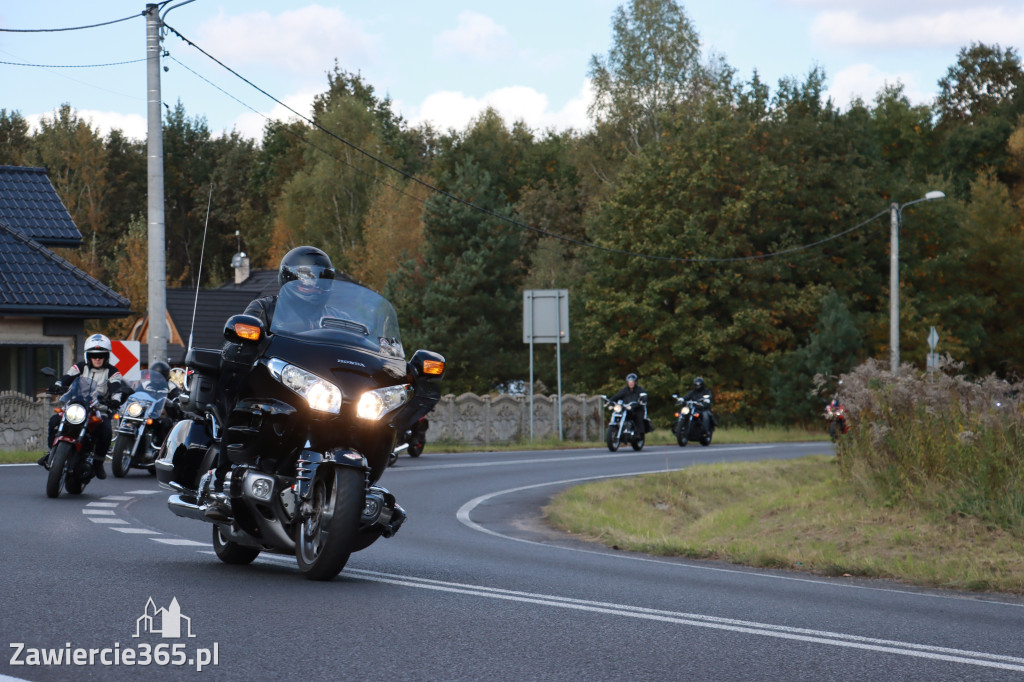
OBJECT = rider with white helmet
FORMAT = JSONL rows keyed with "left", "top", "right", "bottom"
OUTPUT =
{"left": 40, "top": 333, "right": 125, "bottom": 479}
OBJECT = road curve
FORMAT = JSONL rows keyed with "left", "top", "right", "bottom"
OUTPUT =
{"left": 2, "top": 442, "right": 1022, "bottom": 681}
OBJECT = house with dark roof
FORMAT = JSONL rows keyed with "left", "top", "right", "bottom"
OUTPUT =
{"left": 127, "top": 254, "right": 280, "bottom": 365}
{"left": 0, "top": 165, "right": 132, "bottom": 395}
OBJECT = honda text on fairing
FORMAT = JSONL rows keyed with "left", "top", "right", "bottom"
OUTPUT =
{"left": 600, "top": 393, "right": 648, "bottom": 452}
{"left": 109, "top": 369, "right": 173, "bottom": 477}
{"left": 39, "top": 371, "right": 111, "bottom": 498}
{"left": 155, "top": 278, "right": 444, "bottom": 581}
{"left": 671, "top": 393, "right": 714, "bottom": 447}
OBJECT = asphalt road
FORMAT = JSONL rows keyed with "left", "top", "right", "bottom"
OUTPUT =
{"left": 2, "top": 442, "right": 1023, "bottom": 681}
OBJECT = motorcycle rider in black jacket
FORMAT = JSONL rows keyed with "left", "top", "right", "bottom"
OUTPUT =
{"left": 611, "top": 373, "right": 648, "bottom": 439}
{"left": 682, "top": 376, "right": 714, "bottom": 434}
{"left": 205, "top": 246, "right": 342, "bottom": 520}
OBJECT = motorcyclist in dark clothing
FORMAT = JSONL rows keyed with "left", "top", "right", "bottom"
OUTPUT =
{"left": 611, "top": 373, "right": 648, "bottom": 439}
{"left": 682, "top": 376, "right": 714, "bottom": 434}
{"left": 206, "top": 246, "right": 342, "bottom": 521}
{"left": 40, "top": 333, "right": 125, "bottom": 479}
{"left": 147, "top": 360, "right": 182, "bottom": 447}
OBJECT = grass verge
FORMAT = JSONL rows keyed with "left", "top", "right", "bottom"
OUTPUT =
{"left": 545, "top": 455, "right": 1024, "bottom": 594}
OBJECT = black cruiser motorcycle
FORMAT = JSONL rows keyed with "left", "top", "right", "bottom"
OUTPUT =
{"left": 39, "top": 372, "right": 109, "bottom": 498}
{"left": 110, "top": 369, "right": 173, "bottom": 477}
{"left": 600, "top": 394, "right": 647, "bottom": 452}
{"left": 672, "top": 394, "right": 714, "bottom": 447}
{"left": 155, "top": 279, "right": 444, "bottom": 580}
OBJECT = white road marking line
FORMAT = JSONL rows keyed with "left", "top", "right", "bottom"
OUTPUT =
{"left": 86, "top": 502, "right": 119, "bottom": 507}
{"left": 152, "top": 538, "right": 208, "bottom": 546}
{"left": 111, "top": 528, "right": 162, "bottom": 534}
{"left": 342, "top": 568, "right": 1024, "bottom": 673}
{"left": 127, "top": 489, "right": 160, "bottom": 494}
{"left": 101, "top": 495, "right": 132, "bottom": 501}
{"left": 81, "top": 509, "right": 116, "bottom": 515}
{"left": 87, "top": 518, "right": 128, "bottom": 524}
{"left": 392, "top": 444, "right": 788, "bottom": 472}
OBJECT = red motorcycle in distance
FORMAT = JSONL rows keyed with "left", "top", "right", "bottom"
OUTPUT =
{"left": 825, "top": 397, "right": 849, "bottom": 441}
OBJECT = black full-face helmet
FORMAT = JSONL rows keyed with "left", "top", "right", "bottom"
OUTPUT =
{"left": 150, "top": 361, "right": 171, "bottom": 380}
{"left": 694, "top": 376, "right": 705, "bottom": 390}
{"left": 279, "top": 246, "right": 336, "bottom": 289}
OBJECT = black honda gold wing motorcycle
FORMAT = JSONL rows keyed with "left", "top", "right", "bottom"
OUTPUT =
{"left": 156, "top": 279, "right": 444, "bottom": 581}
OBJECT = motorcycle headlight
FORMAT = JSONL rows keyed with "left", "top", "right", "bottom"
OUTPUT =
{"left": 125, "top": 401, "right": 145, "bottom": 418}
{"left": 356, "top": 385, "right": 410, "bottom": 421}
{"left": 65, "top": 404, "right": 87, "bottom": 425}
{"left": 681, "top": 406, "right": 690, "bottom": 415}
{"left": 613, "top": 404, "right": 622, "bottom": 413}
{"left": 267, "top": 359, "right": 342, "bottom": 414}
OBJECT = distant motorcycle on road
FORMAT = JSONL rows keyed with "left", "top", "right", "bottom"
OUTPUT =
{"left": 672, "top": 394, "right": 714, "bottom": 447}
{"left": 601, "top": 394, "right": 647, "bottom": 452}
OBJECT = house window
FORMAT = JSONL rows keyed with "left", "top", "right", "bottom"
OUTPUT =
{"left": 0, "top": 345, "right": 63, "bottom": 396}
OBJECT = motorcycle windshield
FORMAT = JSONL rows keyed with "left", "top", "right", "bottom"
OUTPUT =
{"left": 122, "top": 370, "right": 168, "bottom": 416}
{"left": 60, "top": 376, "right": 102, "bottom": 406}
{"left": 271, "top": 279, "right": 405, "bottom": 358}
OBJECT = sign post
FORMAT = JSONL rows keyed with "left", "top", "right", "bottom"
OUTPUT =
{"left": 926, "top": 326, "right": 940, "bottom": 372}
{"left": 523, "top": 290, "right": 569, "bottom": 440}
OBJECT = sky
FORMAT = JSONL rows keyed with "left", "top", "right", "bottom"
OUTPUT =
{"left": 2, "top": 1, "right": 1023, "bottom": 143}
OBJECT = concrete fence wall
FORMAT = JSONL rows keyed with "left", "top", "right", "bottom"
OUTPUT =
{"left": 0, "top": 391, "right": 54, "bottom": 451}
{"left": 429, "top": 393, "right": 607, "bottom": 445}
{"left": 0, "top": 391, "right": 608, "bottom": 451}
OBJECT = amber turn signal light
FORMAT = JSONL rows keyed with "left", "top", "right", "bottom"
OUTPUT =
{"left": 234, "top": 323, "right": 262, "bottom": 341}
{"left": 423, "top": 360, "right": 445, "bottom": 376}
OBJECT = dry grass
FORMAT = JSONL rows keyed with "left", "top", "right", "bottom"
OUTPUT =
{"left": 545, "top": 455, "right": 1024, "bottom": 593}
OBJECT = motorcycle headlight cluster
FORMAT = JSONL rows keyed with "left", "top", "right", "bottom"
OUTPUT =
{"left": 125, "top": 401, "right": 146, "bottom": 418}
{"left": 65, "top": 404, "right": 87, "bottom": 425}
{"left": 357, "top": 385, "right": 410, "bottom": 421}
{"left": 613, "top": 404, "right": 623, "bottom": 413}
{"left": 681, "top": 406, "right": 691, "bottom": 415}
{"left": 266, "top": 358, "right": 342, "bottom": 414}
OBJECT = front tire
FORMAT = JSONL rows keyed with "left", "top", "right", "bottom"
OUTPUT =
{"left": 212, "top": 525, "right": 260, "bottom": 565}
{"left": 45, "top": 443, "right": 72, "bottom": 498}
{"left": 606, "top": 425, "right": 621, "bottom": 452}
{"left": 295, "top": 466, "right": 362, "bottom": 581}
{"left": 111, "top": 433, "right": 135, "bottom": 478}
{"left": 631, "top": 434, "right": 645, "bottom": 451}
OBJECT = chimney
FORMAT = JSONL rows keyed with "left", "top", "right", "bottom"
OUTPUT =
{"left": 231, "top": 251, "right": 250, "bottom": 284}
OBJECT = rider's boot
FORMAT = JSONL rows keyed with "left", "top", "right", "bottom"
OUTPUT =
{"left": 91, "top": 455, "right": 107, "bottom": 479}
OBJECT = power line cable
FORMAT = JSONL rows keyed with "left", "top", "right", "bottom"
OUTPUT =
{"left": 0, "top": 57, "right": 146, "bottom": 68}
{"left": 163, "top": 22, "right": 892, "bottom": 264}
{"left": 0, "top": 12, "right": 145, "bottom": 32}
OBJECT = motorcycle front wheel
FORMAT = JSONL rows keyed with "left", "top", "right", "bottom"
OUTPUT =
{"left": 111, "top": 432, "right": 135, "bottom": 478}
{"left": 407, "top": 441, "right": 424, "bottom": 457}
{"left": 631, "top": 434, "right": 645, "bottom": 451}
{"left": 295, "top": 466, "right": 362, "bottom": 581}
{"left": 45, "top": 442, "right": 72, "bottom": 498}
{"left": 676, "top": 421, "right": 689, "bottom": 447}
{"left": 606, "top": 425, "right": 621, "bottom": 452}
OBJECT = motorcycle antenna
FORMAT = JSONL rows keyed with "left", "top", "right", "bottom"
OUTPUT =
{"left": 186, "top": 184, "right": 215, "bottom": 357}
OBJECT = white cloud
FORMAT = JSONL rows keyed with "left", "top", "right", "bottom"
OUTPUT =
{"left": 195, "top": 6, "right": 376, "bottom": 72}
{"left": 405, "top": 80, "right": 594, "bottom": 133}
{"left": 26, "top": 110, "right": 147, "bottom": 142}
{"left": 826, "top": 63, "right": 932, "bottom": 107}
{"left": 433, "top": 12, "right": 514, "bottom": 60}
{"left": 811, "top": 7, "right": 1024, "bottom": 48}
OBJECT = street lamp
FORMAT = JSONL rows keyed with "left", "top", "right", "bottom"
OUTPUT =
{"left": 889, "top": 190, "right": 945, "bottom": 374}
